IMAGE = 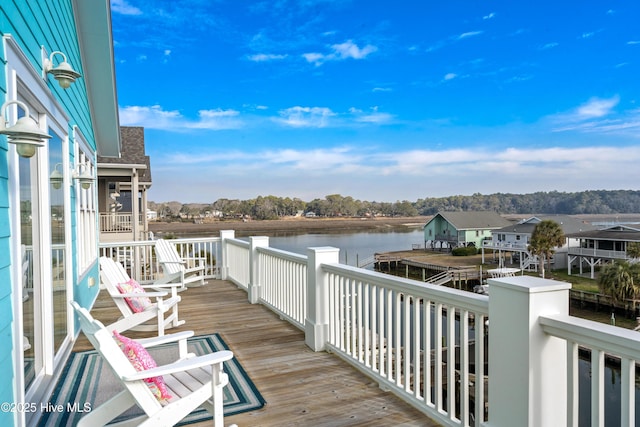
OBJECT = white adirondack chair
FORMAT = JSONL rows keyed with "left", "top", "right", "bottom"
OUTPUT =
{"left": 70, "top": 301, "right": 235, "bottom": 427}
{"left": 155, "top": 239, "right": 206, "bottom": 288}
{"left": 99, "top": 256, "right": 185, "bottom": 336}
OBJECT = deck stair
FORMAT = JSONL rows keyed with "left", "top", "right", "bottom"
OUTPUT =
{"left": 425, "top": 270, "right": 453, "bottom": 286}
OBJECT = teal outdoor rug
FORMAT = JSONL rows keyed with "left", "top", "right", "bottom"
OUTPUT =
{"left": 38, "top": 333, "right": 265, "bottom": 426}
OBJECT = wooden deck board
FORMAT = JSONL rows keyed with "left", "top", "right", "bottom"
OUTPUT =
{"left": 74, "top": 280, "right": 440, "bottom": 426}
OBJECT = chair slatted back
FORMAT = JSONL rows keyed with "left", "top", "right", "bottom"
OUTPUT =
{"left": 155, "top": 239, "right": 185, "bottom": 276}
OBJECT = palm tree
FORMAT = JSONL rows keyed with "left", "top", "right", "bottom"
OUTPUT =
{"left": 598, "top": 260, "right": 640, "bottom": 304}
{"left": 528, "top": 220, "right": 565, "bottom": 278}
{"left": 626, "top": 242, "right": 640, "bottom": 260}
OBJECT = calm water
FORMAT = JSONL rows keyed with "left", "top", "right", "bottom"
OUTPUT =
{"left": 269, "top": 228, "right": 424, "bottom": 267}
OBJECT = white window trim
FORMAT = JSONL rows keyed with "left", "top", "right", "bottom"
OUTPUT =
{"left": 74, "top": 126, "right": 98, "bottom": 275}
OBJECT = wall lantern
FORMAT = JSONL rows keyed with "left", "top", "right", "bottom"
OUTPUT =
{"left": 43, "top": 51, "right": 81, "bottom": 89}
{"left": 73, "top": 164, "right": 94, "bottom": 190}
{"left": 0, "top": 100, "right": 51, "bottom": 158}
{"left": 50, "top": 163, "right": 64, "bottom": 189}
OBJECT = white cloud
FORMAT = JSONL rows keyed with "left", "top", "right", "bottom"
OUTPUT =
{"left": 444, "top": 73, "right": 457, "bottom": 81}
{"left": 576, "top": 96, "right": 619, "bottom": 118}
{"left": 275, "top": 106, "right": 335, "bottom": 127}
{"left": 110, "top": 0, "right": 142, "bottom": 15}
{"left": 349, "top": 107, "right": 394, "bottom": 124}
{"left": 148, "top": 144, "right": 640, "bottom": 202}
{"left": 332, "top": 40, "right": 377, "bottom": 59}
{"left": 483, "top": 12, "right": 496, "bottom": 20}
{"left": 547, "top": 96, "right": 632, "bottom": 134}
{"left": 119, "top": 105, "right": 181, "bottom": 129}
{"left": 119, "top": 105, "right": 243, "bottom": 130}
{"left": 539, "top": 42, "right": 559, "bottom": 50}
{"left": 248, "top": 53, "right": 288, "bottom": 62}
{"left": 303, "top": 40, "right": 377, "bottom": 66}
{"left": 457, "top": 31, "right": 483, "bottom": 40}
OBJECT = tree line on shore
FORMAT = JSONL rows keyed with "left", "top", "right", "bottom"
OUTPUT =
{"left": 149, "top": 189, "right": 640, "bottom": 221}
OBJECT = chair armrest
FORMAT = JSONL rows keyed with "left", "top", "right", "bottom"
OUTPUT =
{"left": 134, "top": 330, "right": 194, "bottom": 349}
{"left": 122, "top": 350, "right": 234, "bottom": 380}
{"left": 159, "top": 259, "right": 186, "bottom": 265}
{"left": 112, "top": 291, "right": 169, "bottom": 298}
{"left": 184, "top": 266, "right": 205, "bottom": 274}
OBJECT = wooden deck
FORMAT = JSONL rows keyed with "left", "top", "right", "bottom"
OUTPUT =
{"left": 74, "top": 280, "right": 440, "bottom": 427}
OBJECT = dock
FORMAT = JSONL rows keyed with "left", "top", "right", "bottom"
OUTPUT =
{"left": 374, "top": 250, "right": 481, "bottom": 288}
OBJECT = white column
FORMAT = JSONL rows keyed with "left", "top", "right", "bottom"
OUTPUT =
{"left": 305, "top": 247, "right": 340, "bottom": 351}
{"left": 486, "top": 275, "right": 570, "bottom": 427}
{"left": 219, "top": 230, "right": 235, "bottom": 280}
{"left": 131, "top": 168, "right": 139, "bottom": 240}
{"left": 248, "top": 236, "right": 269, "bottom": 304}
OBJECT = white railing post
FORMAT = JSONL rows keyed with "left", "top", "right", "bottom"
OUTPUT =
{"left": 249, "top": 236, "right": 269, "bottom": 304}
{"left": 219, "top": 230, "right": 235, "bottom": 280}
{"left": 486, "top": 275, "right": 571, "bottom": 427}
{"left": 305, "top": 246, "right": 340, "bottom": 352}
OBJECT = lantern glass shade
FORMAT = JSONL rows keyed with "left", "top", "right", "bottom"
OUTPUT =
{"left": 0, "top": 100, "right": 51, "bottom": 158}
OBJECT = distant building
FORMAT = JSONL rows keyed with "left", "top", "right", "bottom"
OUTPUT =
{"left": 566, "top": 225, "right": 640, "bottom": 278}
{"left": 423, "top": 211, "right": 512, "bottom": 249}
{"left": 482, "top": 215, "right": 597, "bottom": 271}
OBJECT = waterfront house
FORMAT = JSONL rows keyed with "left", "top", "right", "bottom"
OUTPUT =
{"left": 481, "top": 215, "right": 596, "bottom": 271}
{"left": 565, "top": 224, "right": 640, "bottom": 278}
{"left": 423, "top": 211, "right": 512, "bottom": 250}
{"left": 0, "top": 1, "right": 120, "bottom": 425}
{"left": 97, "top": 126, "right": 153, "bottom": 242}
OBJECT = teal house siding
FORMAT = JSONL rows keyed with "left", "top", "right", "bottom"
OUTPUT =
{"left": 0, "top": 1, "right": 119, "bottom": 424}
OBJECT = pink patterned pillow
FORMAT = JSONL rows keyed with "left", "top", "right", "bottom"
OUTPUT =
{"left": 113, "top": 330, "right": 172, "bottom": 402}
{"left": 117, "top": 279, "right": 153, "bottom": 313}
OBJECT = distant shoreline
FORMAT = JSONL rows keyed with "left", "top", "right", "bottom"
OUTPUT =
{"left": 149, "top": 213, "right": 640, "bottom": 238}
{"left": 149, "top": 216, "right": 430, "bottom": 237}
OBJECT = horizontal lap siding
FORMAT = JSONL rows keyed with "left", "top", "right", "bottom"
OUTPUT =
{"left": 1, "top": 1, "right": 94, "bottom": 150}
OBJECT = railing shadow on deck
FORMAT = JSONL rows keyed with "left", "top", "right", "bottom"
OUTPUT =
{"left": 100, "top": 230, "right": 640, "bottom": 427}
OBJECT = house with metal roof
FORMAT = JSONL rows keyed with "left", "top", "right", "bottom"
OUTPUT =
{"left": 481, "top": 215, "right": 597, "bottom": 271}
{"left": 423, "top": 211, "right": 512, "bottom": 249}
{"left": 565, "top": 224, "right": 640, "bottom": 279}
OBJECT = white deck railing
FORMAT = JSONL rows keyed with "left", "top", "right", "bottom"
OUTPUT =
{"left": 100, "top": 230, "right": 640, "bottom": 426}
{"left": 540, "top": 314, "right": 640, "bottom": 427}
{"left": 99, "top": 212, "right": 140, "bottom": 232}
{"left": 567, "top": 246, "right": 629, "bottom": 260}
{"left": 215, "top": 231, "right": 639, "bottom": 427}
{"left": 98, "top": 237, "right": 222, "bottom": 282}
{"left": 320, "top": 262, "right": 489, "bottom": 426}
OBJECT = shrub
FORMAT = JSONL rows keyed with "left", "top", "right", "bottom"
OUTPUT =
{"left": 452, "top": 246, "right": 478, "bottom": 256}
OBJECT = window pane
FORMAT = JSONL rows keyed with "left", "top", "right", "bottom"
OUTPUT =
{"left": 20, "top": 153, "right": 36, "bottom": 389}
{"left": 49, "top": 131, "right": 66, "bottom": 353}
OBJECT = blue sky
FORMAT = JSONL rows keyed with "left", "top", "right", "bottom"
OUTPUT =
{"left": 110, "top": 0, "right": 640, "bottom": 204}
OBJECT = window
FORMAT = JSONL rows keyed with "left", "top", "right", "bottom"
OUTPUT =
{"left": 5, "top": 37, "right": 73, "bottom": 415}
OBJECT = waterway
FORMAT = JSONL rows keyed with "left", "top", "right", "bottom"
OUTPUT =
{"left": 269, "top": 228, "right": 424, "bottom": 267}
